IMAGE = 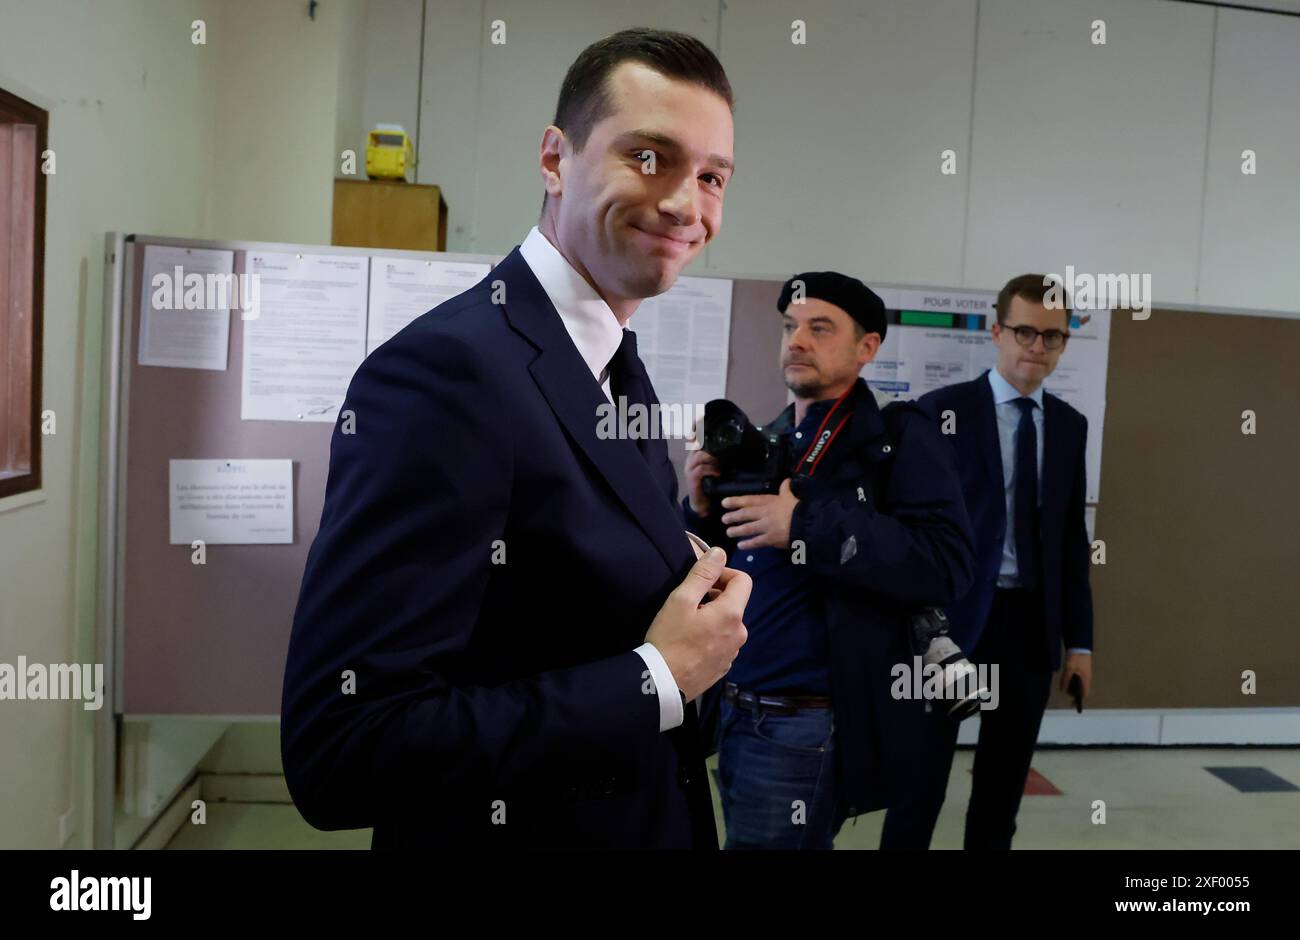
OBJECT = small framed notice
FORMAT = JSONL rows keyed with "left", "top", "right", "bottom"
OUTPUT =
{"left": 169, "top": 459, "right": 294, "bottom": 545}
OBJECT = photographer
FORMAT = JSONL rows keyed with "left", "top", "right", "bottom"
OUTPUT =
{"left": 683, "top": 272, "right": 976, "bottom": 849}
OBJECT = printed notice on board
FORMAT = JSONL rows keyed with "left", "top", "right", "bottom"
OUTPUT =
{"left": 241, "top": 252, "right": 369, "bottom": 422}
{"left": 627, "top": 275, "right": 732, "bottom": 410}
{"left": 138, "top": 245, "right": 235, "bottom": 370}
{"left": 169, "top": 459, "right": 294, "bottom": 545}
{"left": 367, "top": 257, "right": 490, "bottom": 353}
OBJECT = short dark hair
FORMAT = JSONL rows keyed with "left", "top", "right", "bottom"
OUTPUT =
{"left": 996, "top": 273, "right": 1072, "bottom": 327}
{"left": 540, "top": 28, "right": 734, "bottom": 216}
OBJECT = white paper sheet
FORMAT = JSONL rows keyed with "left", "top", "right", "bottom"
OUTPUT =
{"left": 241, "top": 252, "right": 369, "bottom": 422}
{"left": 366, "top": 257, "right": 490, "bottom": 353}
{"left": 169, "top": 459, "right": 293, "bottom": 545}
{"left": 138, "top": 245, "right": 235, "bottom": 370}
{"left": 627, "top": 275, "right": 732, "bottom": 411}
{"left": 861, "top": 287, "right": 1111, "bottom": 503}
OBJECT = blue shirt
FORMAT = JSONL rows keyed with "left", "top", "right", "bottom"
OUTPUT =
{"left": 988, "top": 367, "right": 1044, "bottom": 588}
{"left": 725, "top": 398, "right": 837, "bottom": 695}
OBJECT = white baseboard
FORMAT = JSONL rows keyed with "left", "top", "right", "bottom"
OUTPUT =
{"left": 115, "top": 719, "right": 229, "bottom": 849}
{"left": 134, "top": 778, "right": 201, "bottom": 850}
{"left": 200, "top": 773, "right": 291, "bottom": 804}
{"left": 1157, "top": 709, "right": 1300, "bottom": 745}
{"left": 956, "top": 707, "right": 1300, "bottom": 746}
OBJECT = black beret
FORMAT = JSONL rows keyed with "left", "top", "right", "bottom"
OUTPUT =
{"left": 777, "top": 271, "right": 887, "bottom": 340}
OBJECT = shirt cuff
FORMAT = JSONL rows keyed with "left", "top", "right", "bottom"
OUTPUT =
{"left": 634, "top": 642, "right": 684, "bottom": 732}
{"left": 1066, "top": 647, "right": 1092, "bottom": 655}
{"left": 682, "top": 495, "right": 710, "bottom": 526}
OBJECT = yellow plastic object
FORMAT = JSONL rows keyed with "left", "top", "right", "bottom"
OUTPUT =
{"left": 366, "top": 127, "right": 414, "bottom": 181}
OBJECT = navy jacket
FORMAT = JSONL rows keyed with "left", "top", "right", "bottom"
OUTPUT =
{"left": 917, "top": 371, "right": 1094, "bottom": 669}
{"left": 281, "top": 247, "right": 716, "bottom": 849}
{"left": 685, "top": 378, "right": 976, "bottom": 815}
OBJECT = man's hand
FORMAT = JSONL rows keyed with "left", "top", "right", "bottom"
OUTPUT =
{"left": 719, "top": 478, "right": 799, "bottom": 550}
{"left": 644, "top": 547, "right": 751, "bottom": 703}
{"left": 684, "top": 447, "right": 721, "bottom": 517}
{"left": 1060, "top": 651, "right": 1093, "bottom": 700}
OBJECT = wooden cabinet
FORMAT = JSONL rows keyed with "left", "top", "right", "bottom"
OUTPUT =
{"left": 331, "top": 179, "right": 447, "bottom": 251}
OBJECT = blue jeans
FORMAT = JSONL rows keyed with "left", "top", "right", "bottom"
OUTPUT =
{"left": 717, "top": 698, "right": 844, "bottom": 849}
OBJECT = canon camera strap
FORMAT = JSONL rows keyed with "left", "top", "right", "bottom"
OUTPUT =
{"left": 791, "top": 384, "right": 856, "bottom": 479}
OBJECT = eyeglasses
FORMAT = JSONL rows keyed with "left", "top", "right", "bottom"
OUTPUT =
{"left": 1002, "top": 323, "right": 1069, "bottom": 350}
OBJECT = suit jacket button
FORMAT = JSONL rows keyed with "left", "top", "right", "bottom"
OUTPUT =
{"left": 678, "top": 767, "right": 692, "bottom": 787}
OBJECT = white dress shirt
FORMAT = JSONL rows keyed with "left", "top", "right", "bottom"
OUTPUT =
{"left": 517, "top": 226, "right": 686, "bottom": 730}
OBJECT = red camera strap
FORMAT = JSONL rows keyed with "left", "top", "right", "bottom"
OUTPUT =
{"left": 792, "top": 385, "right": 855, "bottom": 478}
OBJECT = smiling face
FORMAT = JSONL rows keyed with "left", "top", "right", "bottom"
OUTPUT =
{"left": 539, "top": 61, "right": 735, "bottom": 315}
{"left": 991, "top": 295, "right": 1069, "bottom": 392}
{"left": 780, "top": 298, "right": 880, "bottom": 400}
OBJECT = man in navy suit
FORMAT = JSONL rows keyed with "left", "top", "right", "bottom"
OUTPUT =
{"left": 281, "top": 29, "right": 751, "bottom": 849}
{"left": 881, "top": 273, "right": 1095, "bottom": 849}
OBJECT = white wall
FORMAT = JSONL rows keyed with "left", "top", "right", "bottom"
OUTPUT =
{"left": 964, "top": 0, "right": 1215, "bottom": 305}
{"left": 709, "top": 0, "right": 976, "bottom": 287}
{"left": 0, "top": 0, "right": 212, "bottom": 849}
{"left": 336, "top": 0, "right": 372, "bottom": 182}
{"left": 1198, "top": 6, "right": 1300, "bottom": 311}
{"left": 0, "top": 0, "right": 366, "bottom": 849}
{"left": 358, "top": 0, "right": 423, "bottom": 171}
{"left": 203, "top": 0, "right": 366, "bottom": 244}
{"left": 413, "top": 0, "right": 1300, "bottom": 315}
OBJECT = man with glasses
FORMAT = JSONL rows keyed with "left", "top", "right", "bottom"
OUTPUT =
{"left": 881, "top": 273, "right": 1095, "bottom": 849}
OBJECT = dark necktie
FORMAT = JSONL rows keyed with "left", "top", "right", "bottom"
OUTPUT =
{"left": 1013, "top": 397, "right": 1041, "bottom": 590}
{"left": 606, "top": 329, "right": 658, "bottom": 466}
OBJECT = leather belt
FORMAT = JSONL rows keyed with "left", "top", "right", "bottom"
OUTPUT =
{"left": 724, "top": 682, "right": 832, "bottom": 716}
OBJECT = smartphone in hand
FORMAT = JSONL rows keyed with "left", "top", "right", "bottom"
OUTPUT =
{"left": 1068, "top": 674, "right": 1084, "bottom": 713}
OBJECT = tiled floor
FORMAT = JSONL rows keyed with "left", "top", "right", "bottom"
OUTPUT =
{"left": 166, "top": 748, "right": 1300, "bottom": 850}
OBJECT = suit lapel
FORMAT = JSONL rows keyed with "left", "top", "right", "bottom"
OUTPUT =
{"left": 630, "top": 352, "right": 673, "bottom": 474}
{"left": 495, "top": 248, "right": 693, "bottom": 578}
{"left": 974, "top": 371, "right": 1003, "bottom": 486}
{"left": 1040, "top": 394, "right": 1065, "bottom": 522}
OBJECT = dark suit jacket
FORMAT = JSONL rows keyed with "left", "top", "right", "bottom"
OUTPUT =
{"left": 916, "top": 371, "right": 1094, "bottom": 670}
{"left": 685, "top": 379, "right": 976, "bottom": 814}
{"left": 281, "top": 246, "right": 716, "bottom": 849}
